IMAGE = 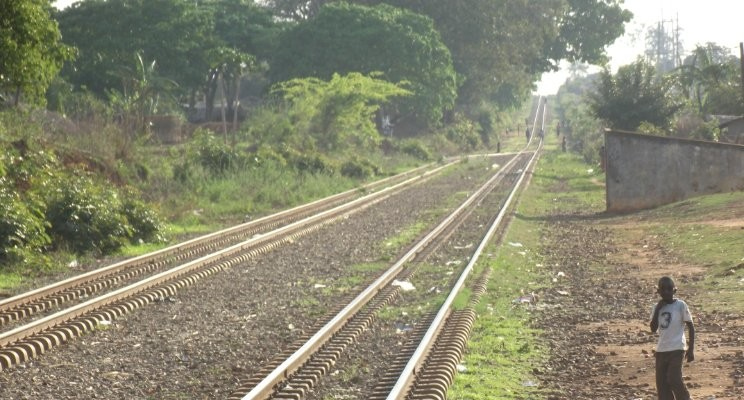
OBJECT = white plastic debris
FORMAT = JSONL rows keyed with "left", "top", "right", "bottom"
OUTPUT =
{"left": 68, "top": 260, "right": 79, "bottom": 268}
{"left": 508, "top": 242, "right": 524, "bottom": 247}
{"left": 313, "top": 283, "right": 327, "bottom": 289}
{"left": 392, "top": 280, "right": 416, "bottom": 291}
{"left": 456, "top": 364, "right": 467, "bottom": 372}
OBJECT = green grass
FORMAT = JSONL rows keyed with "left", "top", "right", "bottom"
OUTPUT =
{"left": 450, "top": 131, "right": 605, "bottom": 398}
{"left": 451, "top": 129, "right": 744, "bottom": 398}
{"left": 625, "top": 192, "right": 744, "bottom": 313}
{"left": 0, "top": 272, "right": 23, "bottom": 295}
{"left": 449, "top": 211, "right": 546, "bottom": 399}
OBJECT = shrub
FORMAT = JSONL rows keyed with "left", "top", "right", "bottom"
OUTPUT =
{"left": 45, "top": 174, "right": 131, "bottom": 255}
{"left": 0, "top": 180, "right": 51, "bottom": 264}
{"left": 120, "top": 191, "right": 166, "bottom": 244}
{"left": 189, "top": 130, "right": 247, "bottom": 175}
{"left": 340, "top": 157, "right": 380, "bottom": 179}
{"left": 280, "top": 147, "right": 336, "bottom": 174}
{"left": 401, "top": 140, "right": 432, "bottom": 161}
{"left": 247, "top": 144, "right": 288, "bottom": 168}
{"left": 445, "top": 115, "right": 481, "bottom": 150}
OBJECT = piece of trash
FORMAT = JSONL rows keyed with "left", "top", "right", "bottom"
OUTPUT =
{"left": 556, "top": 272, "right": 565, "bottom": 277}
{"left": 427, "top": 286, "right": 440, "bottom": 294}
{"left": 68, "top": 260, "right": 79, "bottom": 268}
{"left": 445, "top": 260, "right": 462, "bottom": 266}
{"left": 395, "top": 322, "right": 414, "bottom": 334}
{"left": 556, "top": 290, "right": 570, "bottom": 296}
{"left": 508, "top": 242, "right": 523, "bottom": 247}
{"left": 513, "top": 293, "right": 537, "bottom": 305}
{"left": 454, "top": 243, "right": 474, "bottom": 250}
{"left": 586, "top": 168, "right": 594, "bottom": 174}
{"left": 392, "top": 280, "right": 416, "bottom": 291}
{"left": 313, "top": 283, "right": 326, "bottom": 289}
{"left": 456, "top": 364, "right": 467, "bottom": 372}
{"left": 98, "top": 320, "right": 112, "bottom": 326}
{"left": 522, "top": 380, "right": 538, "bottom": 387}
{"left": 288, "top": 324, "right": 295, "bottom": 330}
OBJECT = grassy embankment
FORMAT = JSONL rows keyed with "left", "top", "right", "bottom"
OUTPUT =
{"left": 449, "top": 128, "right": 744, "bottom": 398}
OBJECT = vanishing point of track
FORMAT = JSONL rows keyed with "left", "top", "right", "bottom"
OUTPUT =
{"left": 229, "top": 98, "right": 547, "bottom": 400}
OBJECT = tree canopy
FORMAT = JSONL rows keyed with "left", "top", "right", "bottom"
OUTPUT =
{"left": 265, "top": 0, "right": 631, "bottom": 110}
{"left": 269, "top": 3, "right": 457, "bottom": 126}
{"left": 588, "top": 60, "right": 681, "bottom": 131}
{"left": 270, "top": 72, "right": 411, "bottom": 150}
{"left": 675, "top": 43, "right": 743, "bottom": 115}
{"left": 56, "top": 0, "right": 212, "bottom": 97}
{"left": 0, "top": 0, "right": 73, "bottom": 105}
{"left": 55, "top": 0, "right": 277, "bottom": 105}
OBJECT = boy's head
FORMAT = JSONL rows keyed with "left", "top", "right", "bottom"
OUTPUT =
{"left": 657, "top": 276, "right": 676, "bottom": 302}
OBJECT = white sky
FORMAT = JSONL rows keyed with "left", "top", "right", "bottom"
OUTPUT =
{"left": 536, "top": 0, "right": 744, "bottom": 94}
{"left": 54, "top": 0, "right": 741, "bottom": 95}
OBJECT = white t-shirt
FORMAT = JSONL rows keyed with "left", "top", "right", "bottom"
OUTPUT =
{"left": 650, "top": 299, "right": 693, "bottom": 352}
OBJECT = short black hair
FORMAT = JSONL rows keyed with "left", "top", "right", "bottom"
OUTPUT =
{"left": 658, "top": 276, "right": 675, "bottom": 288}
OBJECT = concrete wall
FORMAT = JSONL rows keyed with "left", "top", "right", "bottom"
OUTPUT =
{"left": 605, "top": 130, "right": 744, "bottom": 212}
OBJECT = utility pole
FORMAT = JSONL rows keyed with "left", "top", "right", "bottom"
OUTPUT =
{"left": 740, "top": 42, "right": 744, "bottom": 112}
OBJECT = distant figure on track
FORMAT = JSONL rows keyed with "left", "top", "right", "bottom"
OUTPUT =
{"left": 650, "top": 276, "right": 695, "bottom": 400}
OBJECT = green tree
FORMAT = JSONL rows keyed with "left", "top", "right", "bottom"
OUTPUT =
{"left": 108, "top": 53, "right": 179, "bottom": 133}
{"left": 56, "top": 0, "right": 213, "bottom": 99}
{"left": 0, "top": 0, "right": 73, "bottom": 106}
{"left": 270, "top": 72, "right": 411, "bottom": 150}
{"left": 307, "top": 0, "right": 631, "bottom": 110}
{"left": 588, "top": 59, "right": 680, "bottom": 131}
{"left": 269, "top": 3, "right": 456, "bottom": 127}
{"left": 675, "top": 43, "right": 742, "bottom": 115}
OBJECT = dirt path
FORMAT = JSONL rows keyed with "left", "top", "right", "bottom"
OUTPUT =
{"left": 534, "top": 214, "right": 743, "bottom": 400}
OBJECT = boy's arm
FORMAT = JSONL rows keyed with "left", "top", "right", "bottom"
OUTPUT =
{"left": 650, "top": 301, "right": 663, "bottom": 332}
{"left": 686, "top": 321, "right": 695, "bottom": 362}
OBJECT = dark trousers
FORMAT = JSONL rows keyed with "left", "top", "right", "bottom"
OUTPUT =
{"left": 655, "top": 350, "right": 690, "bottom": 400}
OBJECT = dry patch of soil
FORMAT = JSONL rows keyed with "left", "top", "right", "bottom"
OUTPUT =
{"left": 534, "top": 212, "right": 744, "bottom": 399}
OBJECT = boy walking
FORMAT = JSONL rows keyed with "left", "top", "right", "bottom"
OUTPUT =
{"left": 650, "top": 276, "right": 695, "bottom": 400}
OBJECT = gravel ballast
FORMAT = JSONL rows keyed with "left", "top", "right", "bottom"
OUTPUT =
{"left": 0, "top": 158, "right": 505, "bottom": 399}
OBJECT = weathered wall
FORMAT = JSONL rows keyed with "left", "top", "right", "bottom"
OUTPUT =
{"left": 605, "top": 130, "right": 744, "bottom": 212}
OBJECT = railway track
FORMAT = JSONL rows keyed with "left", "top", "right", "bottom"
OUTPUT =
{"left": 228, "top": 97, "right": 546, "bottom": 400}
{"left": 0, "top": 159, "right": 469, "bottom": 370}
{"left": 1, "top": 97, "right": 546, "bottom": 399}
{"left": 0, "top": 162, "right": 443, "bottom": 333}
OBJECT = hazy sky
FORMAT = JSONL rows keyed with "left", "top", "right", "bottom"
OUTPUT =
{"left": 53, "top": 0, "right": 741, "bottom": 95}
{"left": 537, "top": 0, "right": 744, "bottom": 94}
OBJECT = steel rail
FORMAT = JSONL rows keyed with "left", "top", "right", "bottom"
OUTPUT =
{"left": 0, "top": 160, "right": 458, "bottom": 351}
{"left": 236, "top": 150, "right": 529, "bottom": 400}
{"left": 0, "top": 161, "right": 442, "bottom": 316}
{"left": 385, "top": 97, "right": 546, "bottom": 399}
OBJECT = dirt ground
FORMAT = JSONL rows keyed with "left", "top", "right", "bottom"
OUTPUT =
{"left": 533, "top": 210, "right": 744, "bottom": 400}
